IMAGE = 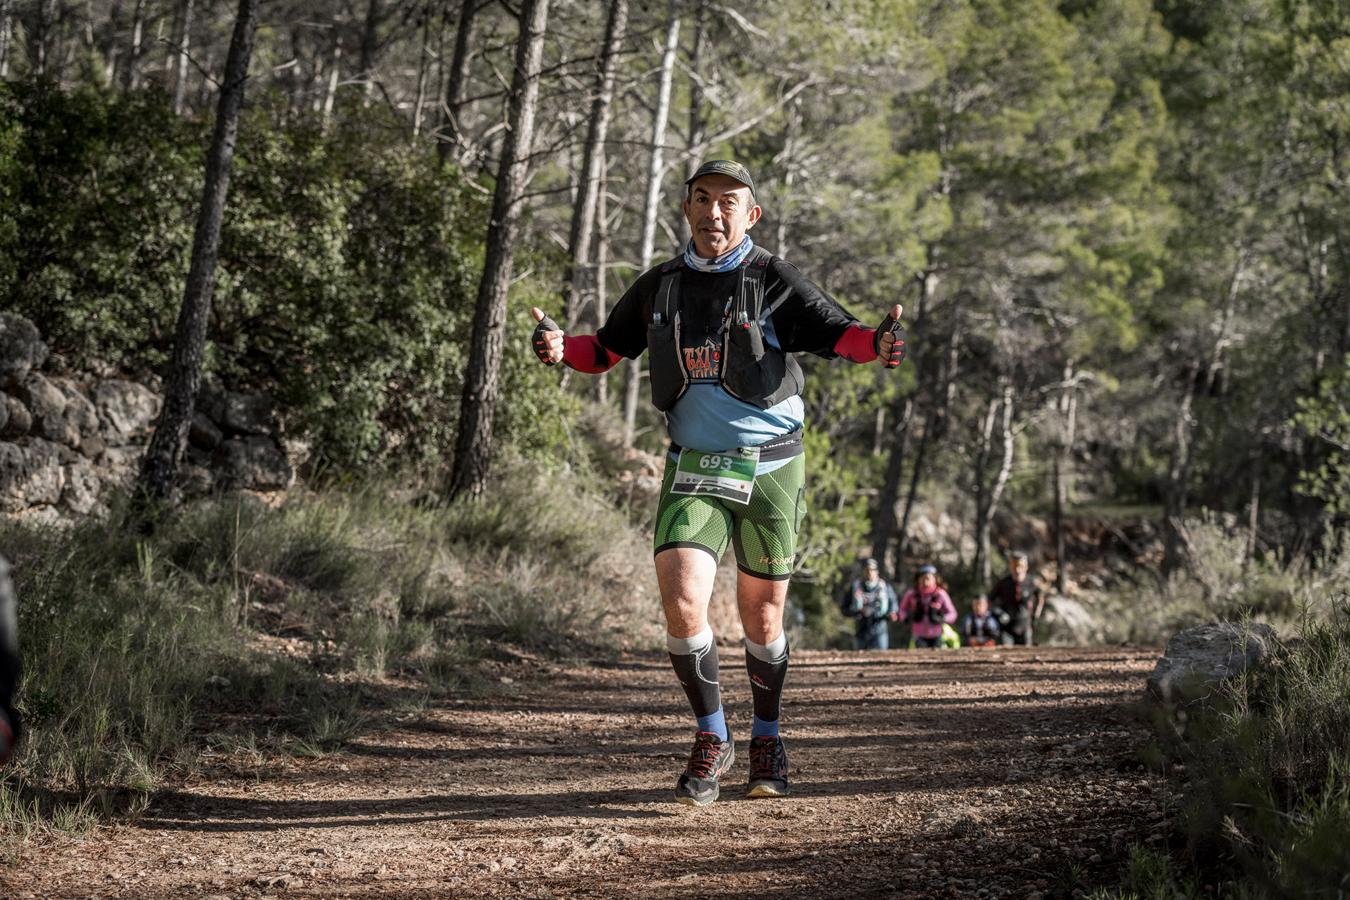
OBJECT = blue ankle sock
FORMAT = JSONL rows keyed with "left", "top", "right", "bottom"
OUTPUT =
{"left": 751, "top": 715, "right": 779, "bottom": 739}
{"left": 696, "top": 706, "right": 728, "bottom": 741}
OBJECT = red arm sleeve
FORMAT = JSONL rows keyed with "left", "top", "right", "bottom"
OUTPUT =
{"left": 833, "top": 324, "right": 878, "bottom": 364}
{"left": 563, "top": 334, "right": 623, "bottom": 374}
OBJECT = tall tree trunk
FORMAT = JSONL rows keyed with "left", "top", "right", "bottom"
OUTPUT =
{"left": 412, "top": 2, "right": 432, "bottom": 137}
{"left": 895, "top": 320, "right": 961, "bottom": 574}
{"left": 622, "top": 5, "right": 679, "bottom": 448}
{"left": 321, "top": 40, "right": 341, "bottom": 125}
{"left": 1243, "top": 460, "right": 1260, "bottom": 572}
{"left": 594, "top": 151, "right": 611, "bottom": 405}
{"left": 22, "top": 0, "right": 56, "bottom": 76}
{"left": 973, "top": 379, "right": 1014, "bottom": 585}
{"left": 123, "top": 0, "right": 145, "bottom": 89}
{"left": 103, "top": 0, "right": 124, "bottom": 84}
{"left": 774, "top": 100, "right": 799, "bottom": 256}
{"left": 437, "top": 0, "right": 477, "bottom": 166}
{"left": 137, "top": 0, "right": 259, "bottom": 506}
{"left": 869, "top": 264, "right": 932, "bottom": 574}
{"left": 562, "top": 0, "right": 628, "bottom": 329}
{"left": 687, "top": 0, "right": 707, "bottom": 150}
{"left": 1052, "top": 359, "right": 1078, "bottom": 594}
{"left": 1162, "top": 359, "right": 1200, "bottom": 574}
{"left": 359, "top": 0, "right": 381, "bottom": 103}
{"left": 172, "top": 0, "right": 194, "bottom": 115}
{"left": 447, "top": 0, "right": 551, "bottom": 499}
{"left": 0, "top": 0, "right": 12, "bottom": 78}
{"left": 680, "top": 0, "right": 707, "bottom": 245}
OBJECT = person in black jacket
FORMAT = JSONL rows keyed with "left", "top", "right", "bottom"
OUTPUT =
{"left": 989, "top": 551, "right": 1043, "bottom": 646}
{"left": 529, "top": 160, "right": 907, "bottom": 807}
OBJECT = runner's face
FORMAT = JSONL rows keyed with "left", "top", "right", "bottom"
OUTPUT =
{"left": 1010, "top": 559, "right": 1028, "bottom": 581}
{"left": 683, "top": 175, "right": 761, "bottom": 258}
{"left": 917, "top": 573, "right": 936, "bottom": 592}
{"left": 973, "top": 599, "right": 989, "bottom": 615}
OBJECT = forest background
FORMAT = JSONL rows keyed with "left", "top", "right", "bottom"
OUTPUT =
{"left": 1, "top": 0, "right": 1348, "bottom": 628}
{"left": 2, "top": 0, "right": 1350, "bottom": 891}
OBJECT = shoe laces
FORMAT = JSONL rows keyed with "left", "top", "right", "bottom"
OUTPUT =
{"left": 749, "top": 737, "right": 783, "bottom": 778}
{"left": 687, "top": 732, "right": 724, "bottom": 779}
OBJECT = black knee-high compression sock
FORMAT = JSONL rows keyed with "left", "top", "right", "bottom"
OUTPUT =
{"left": 667, "top": 626, "right": 726, "bottom": 740}
{"left": 744, "top": 633, "right": 789, "bottom": 738}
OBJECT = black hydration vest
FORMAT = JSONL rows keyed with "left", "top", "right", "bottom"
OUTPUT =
{"left": 645, "top": 247, "right": 804, "bottom": 412}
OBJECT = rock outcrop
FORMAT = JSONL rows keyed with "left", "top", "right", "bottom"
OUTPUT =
{"left": 1038, "top": 594, "right": 1103, "bottom": 646}
{"left": 0, "top": 314, "right": 295, "bottom": 522}
{"left": 1147, "top": 621, "right": 1280, "bottom": 705}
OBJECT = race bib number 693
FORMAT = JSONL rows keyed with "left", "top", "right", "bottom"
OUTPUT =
{"left": 669, "top": 447, "right": 761, "bottom": 505}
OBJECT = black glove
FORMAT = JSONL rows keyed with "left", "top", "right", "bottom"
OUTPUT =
{"left": 532, "top": 314, "right": 562, "bottom": 366}
{"left": 873, "top": 311, "right": 906, "bottom": 369}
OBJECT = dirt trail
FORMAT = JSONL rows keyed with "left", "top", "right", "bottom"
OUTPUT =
{"left": 5, "top": 647, "right": 1169, "bottom": 899}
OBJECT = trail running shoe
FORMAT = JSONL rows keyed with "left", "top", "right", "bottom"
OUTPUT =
{"left": 747, "top": 735, "right": 789, "bottom": 798}
{"left": 674, "top": 730, "right": 734, "bottom": 807}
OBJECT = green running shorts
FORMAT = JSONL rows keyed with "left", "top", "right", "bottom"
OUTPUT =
{"left": 653, "top": 453, "right": 806, "bottom": 581}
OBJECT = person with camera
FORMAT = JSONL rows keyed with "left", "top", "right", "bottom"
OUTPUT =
{"left": 895, "top": 564, "right": 957, "bottom": 649}
{"left": 838, "top": 558, "right": 897, "bottom": 650}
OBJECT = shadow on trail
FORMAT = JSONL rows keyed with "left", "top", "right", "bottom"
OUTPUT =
{"left": 137, "top": 773, "right": 937, "bottom": 834}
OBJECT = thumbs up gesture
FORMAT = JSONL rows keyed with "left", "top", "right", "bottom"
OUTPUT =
{"left": 531, "top": 307, "right": 564, "bottom": 366}
{"left": 874, "top": 303, "right": 906, "bottom": 369}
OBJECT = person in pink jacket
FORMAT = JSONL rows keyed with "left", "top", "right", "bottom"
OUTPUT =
{"left": 894, "top": 564, "right": 957, "bottom": 649}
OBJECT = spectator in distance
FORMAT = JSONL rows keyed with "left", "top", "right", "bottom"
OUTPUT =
{"left": 896, "top": 564, "right": 957, "bottom": 649}
{"left": 960, "top": 593, "right": 1001, "bottom": 648}
{"left": 838, "top": 557, "right": 897, "bottom": 650}
{"left": 989, "top": 551, "right": 1044, "bottom": 646}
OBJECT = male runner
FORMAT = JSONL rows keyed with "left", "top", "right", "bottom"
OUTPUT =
{"left": 531, "top": 160, "right": 905, "bottom": 806}
{"left": 989, "top": 551, "right": 1044, "bottom": 646}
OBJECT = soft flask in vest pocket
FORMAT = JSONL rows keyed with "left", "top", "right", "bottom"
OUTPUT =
{"left": 647, "top": 305, "right": 687, "bottom": 411}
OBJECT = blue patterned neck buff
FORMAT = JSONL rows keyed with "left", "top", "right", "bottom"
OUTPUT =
{"left": 684, "top": 236, "right": 754, "bottom": 273}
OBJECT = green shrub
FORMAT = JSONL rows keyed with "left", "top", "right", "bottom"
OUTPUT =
{"left": 1138, "top": 613, "right": 1350, "bottom": 897}
{"left": 1, "top": 461, "right": 659, "bottom": 842}
{"left": 0, "top": 81, "right": 568, "bottom": 472}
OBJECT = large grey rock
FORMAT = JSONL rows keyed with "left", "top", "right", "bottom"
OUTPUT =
{"left": 14, "top": 374, "right": 70, "bottom": 446}
{"left": 214, "top": 436, "right": 293, "bottom": 491}
{"left": 0, "top": 314, "right": 47, "bottom": 388}
{"left": 99, "top": 446, "right": 143, "bottom": 486}
{"left": 0, "top": 438, "right": 66, "bottom": 511}
{"left": 1147, "top": 622, "right": 1280, "bottom": 705}
{"left": 196, "top": 381, "right": 226, "bottom": 425}
{"left": 1038, "top": 594, "right": 1102, "bottom": 646}
{"left": 60, "top": 457, "right": 103, "bottom": 516}
{"left": 221, "top": 391, "right": 275, "bottom": 436}
{"left": 92, "top": 380, "right": 161, "bottom": 444}
{"left": 50, "top": 378, "right": 100, "bottom": 443}
{"left": 0, "top": 443, "right": 22, "bottom": 513}
{"left": 189, "top": 411, "right": 223, "bottom": 450}
{"left": 0, "top": 395, "right": 31, "bottom": 440}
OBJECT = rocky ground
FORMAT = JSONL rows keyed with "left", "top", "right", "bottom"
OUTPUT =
{"left": 1, "top": 646, "right": 1169, "bottom": 899}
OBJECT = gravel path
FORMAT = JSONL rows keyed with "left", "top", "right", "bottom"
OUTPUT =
{"left": 3, "top": 646, "right": 1169, "bottom": 898}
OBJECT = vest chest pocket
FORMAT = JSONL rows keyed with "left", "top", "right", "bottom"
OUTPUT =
{"left": 647, "top": 309, "right": 687, "bottom": 411}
